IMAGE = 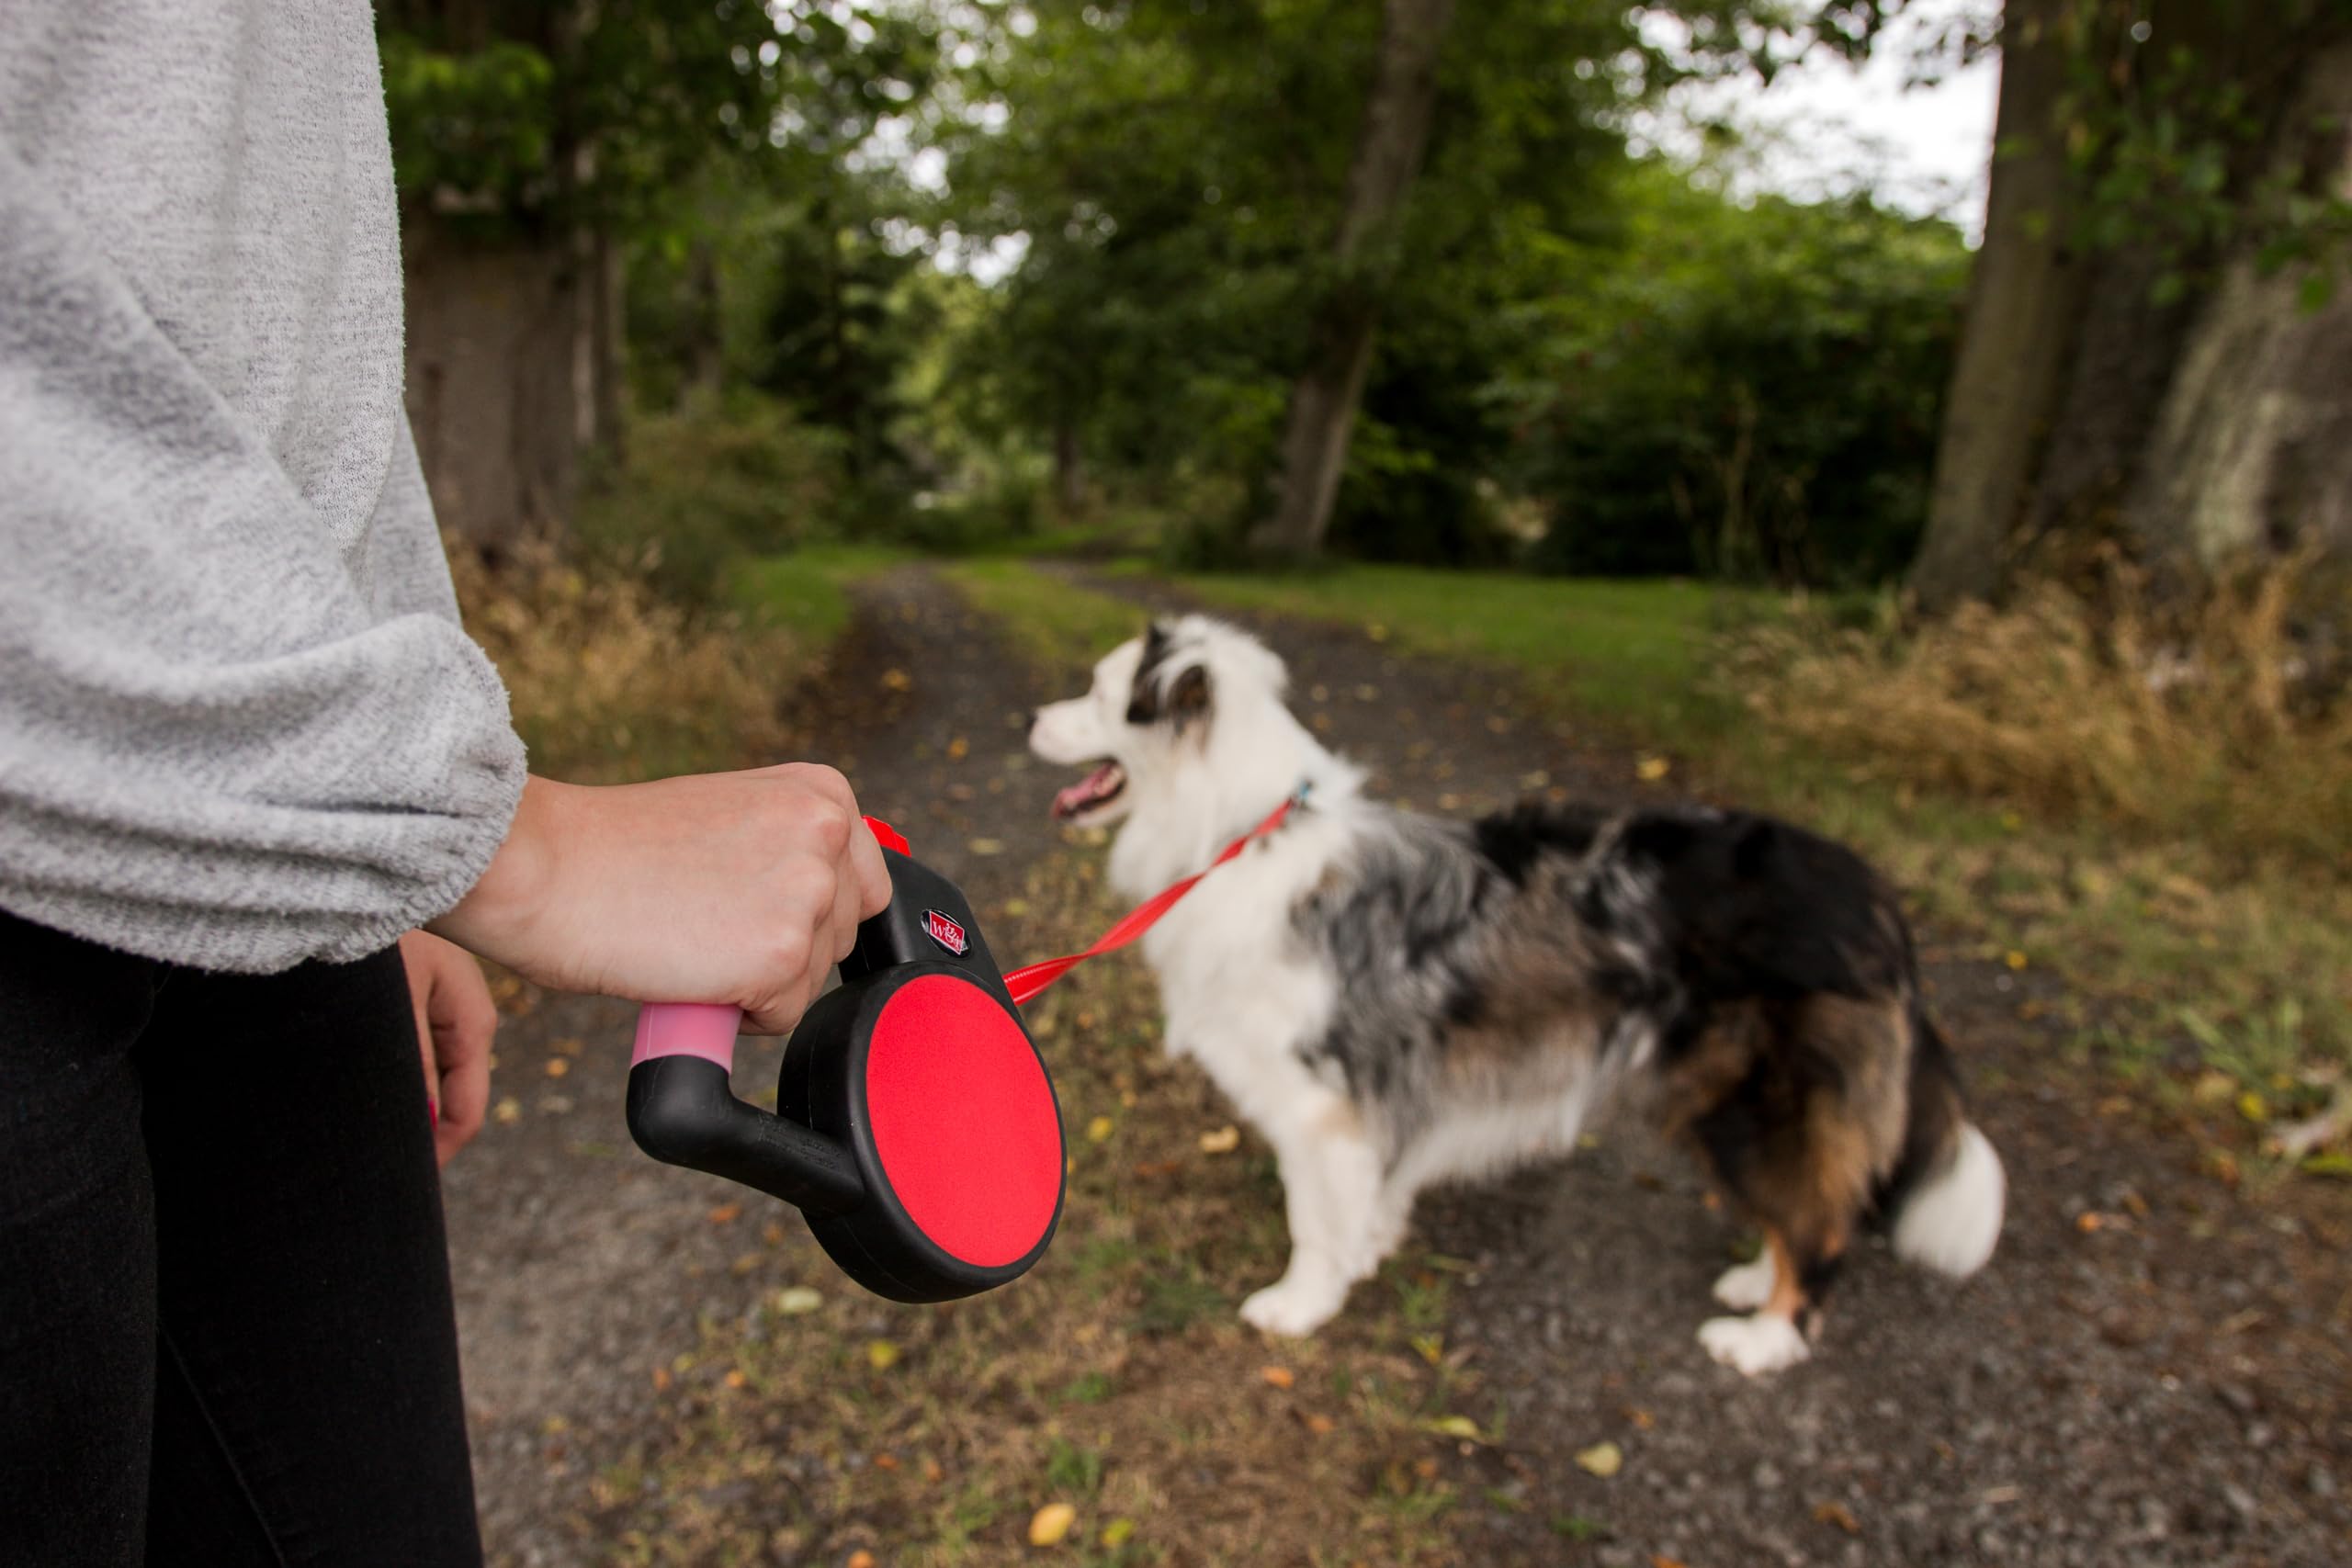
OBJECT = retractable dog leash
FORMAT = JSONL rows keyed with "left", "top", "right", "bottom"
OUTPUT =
{"left": 625, "top": 790, "right": 1306, "bottom": 1303}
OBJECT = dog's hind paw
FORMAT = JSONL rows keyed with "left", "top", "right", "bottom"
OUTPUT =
{"left": 1240, "top": 1277, "right": 1345, "bottom": 1337}
{"left": 1699, "top": 1314, "right": 1810, "bottom": 1376}
{"left": 1711, "top": 1254, "right": 1777, "bottom": 1311}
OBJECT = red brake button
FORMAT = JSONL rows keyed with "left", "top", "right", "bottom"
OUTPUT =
{"left": 863, "top": 816, "right": 910, "bottom": 856}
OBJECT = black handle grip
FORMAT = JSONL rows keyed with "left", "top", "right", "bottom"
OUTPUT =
{"left": 626, "top": 1055, "right": 864, "bottom": 1214}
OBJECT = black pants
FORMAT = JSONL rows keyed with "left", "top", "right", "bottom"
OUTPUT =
{"left": 0, "top": 912, "right": 482, "bottom": 1565}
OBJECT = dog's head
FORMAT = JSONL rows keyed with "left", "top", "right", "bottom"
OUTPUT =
{"left": 1028, "top": 615, "right": 1291, "bottom": 828}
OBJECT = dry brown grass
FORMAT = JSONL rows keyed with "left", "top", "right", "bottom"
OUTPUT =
{"left": 1736, "top": 557, "right": 2352, "bottom": 866}
{"left": 447, "top": 540, "right": 806, "bottom": 784}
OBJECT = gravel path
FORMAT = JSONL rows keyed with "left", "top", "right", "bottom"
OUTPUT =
{"left": 445, "top": 565, "right": 2352, "bottom": 1567}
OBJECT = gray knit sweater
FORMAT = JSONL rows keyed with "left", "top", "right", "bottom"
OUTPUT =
{"left": 0, "top": 3, "right": 528, "bottom": 972}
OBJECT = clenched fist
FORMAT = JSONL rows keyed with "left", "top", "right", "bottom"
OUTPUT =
{"left": 433, "top": 764, "right": 894, "bottom": 1034}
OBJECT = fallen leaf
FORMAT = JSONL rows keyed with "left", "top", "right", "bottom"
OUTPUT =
{"left": 1303, "top": 1413, "right": 1337, "bottom": 1435}
{"left": 723, "top": 1369, "right": 747, "bottom": 1390}
{"left": 551, "top": 1036, "right": 584, "bottom": 1057}
{"left": 881, "top": 669, "right": 912, "bottom": 692}
{"left": 2238, "top": 1090, "right": 2269, "bottom": 1124}
{"left": 1624, "top": 1406, "right": 1657, "bottom": 1430}
{"left": 1814, "top": 1499, "right": 1860, "bottom": 1534}
{"left": 1087, "top": 1115, "right": 1115, "bottom": 1144}
{"left": 763, "top": 1223, "right": 786, "bottom": 1246}
{"left": 1422, "top": 1415, "right": 1483, "bottom": 1441}
{"left": 1575, "top": 1441, "right": 1623, "bottom": 1478}
{"left": 492, "top": 1097, "right": 522, "bottom": 1125}
{"left": 947, "top": 736, "right": 969, "bottom": 760}
{"left": 1198, "top": 1125, "right": 1240, "bottom": 1155}
{"left": 849, "top": 1552, "right": 877, "bottom": 1568}
{"left": 873, "top": 1453, "right": 899, "bottom": 1471}
{"left": 2076, "top": 1212, "right": 2106, "bottom": 1233}
{"left": 775, "top": 1286, "right": 822, "bottom": 1314}
{"left": 708, "top": 1202, "right": 741, "bottom": 1225}
{"left": 1100, "top": 1518, "right": 1137, "bottom": 1549}
{"left": 1652, "top": 1557, "right": 1690, "bottom": 1568}
{"left": 922, "top": 1458, "right": 944, "bottom": 1483}
{"left": 1365, "top": 623, "right": 1390, "bottom": 641}
{"left": 1261, "top": 1365, "right": 1295, "bottom": 1389}
{"left": 1028, "top": 1502, "right": 1077, "bottom": 1547}
{"left": 1410, "top": 1333, "right": 1444, "bottom": 1367}
{"left": 967, "top": 837, "right": 1005, "bottom": 856}
{"left": 866, "top": 1338, "right": 900, "bottom": 1371}
{"left": 651, "top": 1367, "right": 671, "bottom": 1392}
{"left": 1635, "top": 756, "right": 1670, "bottom": 782}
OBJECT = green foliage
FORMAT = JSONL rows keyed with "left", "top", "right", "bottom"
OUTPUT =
{"left": 2045, "top": 0, "right": 2352, "bottom": 303}
{"left": 1503, "top": 169, "right": 1970, "bottom": 584}
{"left": 379, "top": 0, "right": 797, "bottom": 230}
{"left": 379, "top": 37, "right": 555, "bottom": 210}
{"left": 576, "top": 400, "right": 850, "bottom": 602}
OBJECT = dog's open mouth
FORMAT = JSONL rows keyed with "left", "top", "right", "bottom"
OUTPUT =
{"left": 1051, "top": 761, "right": 1128, "bottom": 822}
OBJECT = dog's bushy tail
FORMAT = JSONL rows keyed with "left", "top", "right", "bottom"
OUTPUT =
{"left": 1886, "top": 1012, "right": 2006, "bottom": 1278}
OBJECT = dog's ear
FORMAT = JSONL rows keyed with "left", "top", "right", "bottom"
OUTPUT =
{"left": 1167, "top": 663, "right": 1211, "bottom": 728}
{"left": 1125, "top": 621, "right": 1176, "bottom": 725}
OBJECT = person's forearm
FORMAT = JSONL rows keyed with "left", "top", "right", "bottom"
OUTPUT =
{"left": 423, "top": 765, "right": 893, "bottom": 1035}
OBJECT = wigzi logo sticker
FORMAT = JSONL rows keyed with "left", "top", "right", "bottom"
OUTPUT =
{"left": 922, "top": 909, "right": 968, "bottom": 956}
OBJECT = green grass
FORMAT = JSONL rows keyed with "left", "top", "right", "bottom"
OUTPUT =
{"left": 940, "top": 558, "right": 1149, "bottom": 677}
{"left": 1172, "top": 565, "right": 1763, "bottom": 739}
{"left": 726, "top": 543, "right": 911, "bottom": 643}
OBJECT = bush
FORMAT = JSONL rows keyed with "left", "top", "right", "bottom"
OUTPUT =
{"left": 1510, "top": 175, "right": 1970, "bottom": 585}
{"left": 576, "top": 400, "right": 851, "bottom": 604}
{"left": 447, "top": 539, "right": 804, "bottom": 783}
{"left": 1734, "top": 555, "right": 2352, "bottom": 863}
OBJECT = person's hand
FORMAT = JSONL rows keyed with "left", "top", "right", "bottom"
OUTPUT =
{"left": 430, "top": 765, "right": 894, "bottom": 1035}
{"left": 397, "top": 930, "right": 498, "bottom": 1167}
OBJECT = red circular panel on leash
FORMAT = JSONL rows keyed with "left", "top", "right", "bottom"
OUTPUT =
{"left": 865, "top": 974, "right": 1061, "bottom": 1268}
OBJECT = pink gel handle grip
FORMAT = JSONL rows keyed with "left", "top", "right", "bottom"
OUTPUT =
{"left": 632, "top": 1003, "right": 741, "bottom": 1073}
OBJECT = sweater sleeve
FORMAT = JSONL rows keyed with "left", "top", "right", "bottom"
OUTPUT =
{"left": 0, "top": 140, "right": 527, "bottom": 974}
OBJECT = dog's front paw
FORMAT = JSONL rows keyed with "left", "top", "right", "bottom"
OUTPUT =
{"left": 1240, "top": 1276, "right": 1345, "bottom": 1337}
{"left": 1698, "top": 1314, "right": 1810, "bottom": 1376}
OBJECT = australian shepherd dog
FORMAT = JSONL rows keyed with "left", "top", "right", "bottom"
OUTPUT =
{"left": 1029, "top": 615, "right": 2005, "bottom": 1374}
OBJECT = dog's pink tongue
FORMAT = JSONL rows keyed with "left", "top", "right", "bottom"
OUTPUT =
{"left": 1053, "top": 763, "right": 1122, "bottom": 820}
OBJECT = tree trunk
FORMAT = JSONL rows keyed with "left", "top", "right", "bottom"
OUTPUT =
{"left": 1915, "top": 0, "right": 2348, "bottom": 606}
{"left": 1052, "top": 416, "right": 1085, "bottom": 516}
{"left": 402, "top": 215, "right": 582, "bottom": 554}
{"left": 680, "top": 235, "right": 725, "bottom": 411}
{"left": 2128, "top": 39, "right": 2352, "bottom": 569}
{"left": 588, "top": 220, "right": 627, "bottom": 466}
{"left": 1910, "top": 0, "right": 2089, "bottom": 612}
{"left": 1251, "top": 0, "right": 1455, "bottom": 560}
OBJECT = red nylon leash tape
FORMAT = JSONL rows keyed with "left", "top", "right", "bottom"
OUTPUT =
{"left": 1001, "top": 790, "right": 1302, "bottom": 1006}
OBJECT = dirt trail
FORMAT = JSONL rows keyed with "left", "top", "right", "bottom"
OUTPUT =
{"left": 445, "top": 564, "right": 2352, "bottom": 1567}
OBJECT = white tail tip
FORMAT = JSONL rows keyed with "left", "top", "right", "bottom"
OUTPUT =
{"left": 1894, "top": 1122, "right": 2005, "bottom": 1279}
